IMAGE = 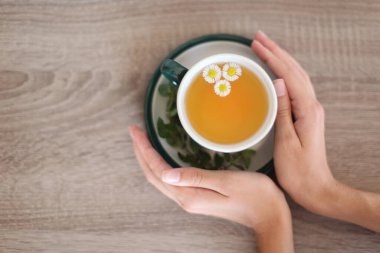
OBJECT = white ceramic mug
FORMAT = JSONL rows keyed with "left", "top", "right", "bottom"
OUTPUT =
{"left": 160, "top": 53, "right": 277, "bottom": 153}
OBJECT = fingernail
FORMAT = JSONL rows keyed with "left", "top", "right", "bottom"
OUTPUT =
{"left": 274, "top": 79, "right": 287, "bottom": 97}
{"left": 162, "top": 170, "right": 181, "bottom": 183}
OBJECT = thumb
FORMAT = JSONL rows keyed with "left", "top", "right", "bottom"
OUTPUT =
{"left": 161, "top": 168, "right": 226, "bottom": 194}
{"left": 273, "top": 79, "right": 298, "bottom": 143}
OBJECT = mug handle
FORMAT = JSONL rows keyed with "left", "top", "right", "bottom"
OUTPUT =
{"left": 160, "top": 59, "right": 188, "bottom": 86}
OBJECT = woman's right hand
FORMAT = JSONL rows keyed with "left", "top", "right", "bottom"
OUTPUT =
{"left": 252, "top": 31, "right": 380, "bottom": 233}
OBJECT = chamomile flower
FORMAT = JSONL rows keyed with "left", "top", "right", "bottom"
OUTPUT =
{"left": 202, "top": 64, "right": 221, "bottom": 83}
{"left": 214, "top": 80, "right": 231, "bottom": 97}
{"left": 222, "top": 62, "right": 242, "bottom": 81}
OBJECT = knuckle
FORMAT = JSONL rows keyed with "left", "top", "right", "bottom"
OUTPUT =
{"left": 308, "top": 101, "right": 325, "bottom": 120}
{"left": 277, "top": 103, "right": 291, "bottom": 118}
{"left": 190, "top": 169, "right": 203, "bottom": 187}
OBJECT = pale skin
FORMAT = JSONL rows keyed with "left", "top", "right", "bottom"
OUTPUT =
{"left": 251, "top": 31, "right": 380, "bottom": 233}
{"left": 129, "top": 31, "right": 380, "bottom": 253}
{"left": 129, "top": 127, "right": 293, "bottom": 253}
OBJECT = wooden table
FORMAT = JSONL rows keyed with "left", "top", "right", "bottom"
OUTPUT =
{"left": 0, "top": 0, "right": 379, "bottom": 252}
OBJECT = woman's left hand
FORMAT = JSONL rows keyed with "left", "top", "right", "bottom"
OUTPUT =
{"left": 129, "top": 125, "right": 293, "bottom": 252}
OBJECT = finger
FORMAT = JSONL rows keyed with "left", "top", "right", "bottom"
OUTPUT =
{"left": 134, "top": 142, "right": 226, "bottom": 213}
{"left": 252, "top": 40, "right": 315, "bottom": 104}
{"left": 174, "top": 186, "right": 227, "bottom": 214}
{"left": 273, "top": 79, "right": 300, "bottom": 146}
{"left": 129, "top": 125, "right": 171, "bottom": 178}
{"left": 255, "top": 31, "right": 308, "bottom": 79}
{"left": 161, "top": 167, "right": 229, "bottom": 196}
{"left": 255, "top": 31, "right": 315, "bottom": 98}
{"left": 129, "top": 125, "right": 226, "bottom": 211}
{"left": 132, "top": 141, "right": 177, "bottom": 201}
{"left": 129, "top": 125, "right": 180, "bottom": 202}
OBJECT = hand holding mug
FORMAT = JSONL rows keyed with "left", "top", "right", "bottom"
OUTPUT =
{"left": 252, "top": 31, "right": 332, "bottom": 213}
{"left": 253, "top": 31, "right": 380, "bottom": 233}
{"left": 129, "top": 125, "right": 294, "bottom": 252}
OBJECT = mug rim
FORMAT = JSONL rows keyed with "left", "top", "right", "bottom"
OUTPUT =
{"left": 177, "top": 53, "right": 277, "bottom": 153}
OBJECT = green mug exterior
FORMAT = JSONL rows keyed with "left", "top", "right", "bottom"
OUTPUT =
{"left": 160, "top": 59, "right": 188, "bottom": 86}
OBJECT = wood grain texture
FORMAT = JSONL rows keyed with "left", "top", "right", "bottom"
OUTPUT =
{"left": 0, "top": 0, "right": 379, "bottom": 252}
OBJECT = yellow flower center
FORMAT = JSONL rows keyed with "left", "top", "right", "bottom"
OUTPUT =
{"left": 227, "top": 67, "right": 236, "bottom": 76}
{"left": 208, "top": 69, "right": 217, "bottom": 78}
{"left": 219, "top": 84, "right": 227, "bottom": 92}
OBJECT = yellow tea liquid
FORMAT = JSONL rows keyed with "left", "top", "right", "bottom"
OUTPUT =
{"left": 186, "top": 65, "right": 268, "bottom": 144}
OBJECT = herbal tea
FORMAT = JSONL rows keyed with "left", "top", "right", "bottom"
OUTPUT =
{"left": 185, "top": 62, "right": 268, "bottom": 144}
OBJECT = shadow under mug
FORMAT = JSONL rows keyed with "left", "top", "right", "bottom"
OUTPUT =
{"left": 160, "top": 53, "right": 277, "bottom": 153}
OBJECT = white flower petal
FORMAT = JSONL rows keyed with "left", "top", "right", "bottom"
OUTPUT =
{"left": 202, "top": 64, "right": 221, "bottom": 83}
{"left": 214, "top": 80, "right": 231, "bottom": 97}
{"left": 222, "top": 62, "right": 242, "bottom": 82}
